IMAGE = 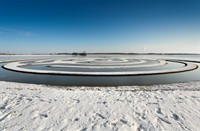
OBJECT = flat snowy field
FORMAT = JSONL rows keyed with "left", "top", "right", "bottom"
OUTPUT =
{"left": 0, "top": 81, "right": 200, "bottom": 131}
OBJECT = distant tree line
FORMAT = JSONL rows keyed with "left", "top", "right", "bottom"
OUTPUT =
{"left": 72, "top": 51, "right": 87, "bottom": 56}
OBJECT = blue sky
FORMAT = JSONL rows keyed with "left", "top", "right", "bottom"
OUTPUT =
{"left": 0, "top": 0, "right": 199, "bottom": 54}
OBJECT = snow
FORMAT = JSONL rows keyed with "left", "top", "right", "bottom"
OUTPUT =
{"left": 0, "top": 81, "right": 200, "bottom": 130}
{"left": 49, "top": 60, "right": 167, "bottom": 69}
{"left": 0, "top": 58, "right": 49, "bottom": 63}
{"left": 3, "top": 60, "right": 198, "bottom": 76}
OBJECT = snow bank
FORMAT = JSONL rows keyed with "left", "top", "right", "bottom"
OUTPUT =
{"left": 0, "top": 81, "right": 200, "bottom": 130}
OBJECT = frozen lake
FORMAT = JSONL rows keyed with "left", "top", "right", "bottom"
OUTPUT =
{"left": 0, "top": 54, "right": 200, "bottom": 86}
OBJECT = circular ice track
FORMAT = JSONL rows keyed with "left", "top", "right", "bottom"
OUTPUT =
{"left": 2, "top": 58, "right": 198, "bottom": 76}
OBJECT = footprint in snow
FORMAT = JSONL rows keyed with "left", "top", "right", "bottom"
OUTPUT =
{"left": 172, "top": 113, "right": 179, "bottom": 121}
{"left": 40, "top": 113, "right": 48, "bottom": 118}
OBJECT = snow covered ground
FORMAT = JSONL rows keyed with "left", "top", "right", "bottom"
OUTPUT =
{"left": 0, "top": 81, "right": 200, "bottom": 131}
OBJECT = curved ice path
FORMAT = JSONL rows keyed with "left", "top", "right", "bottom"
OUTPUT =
{"left": 2, "top": 60, "right": 198, "bottom": 76}
{"left": 48, "top": 60, "right": 167, "bottom": 69}
{"left": 31, "top": 59, "right": 148, "bottom": 66}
